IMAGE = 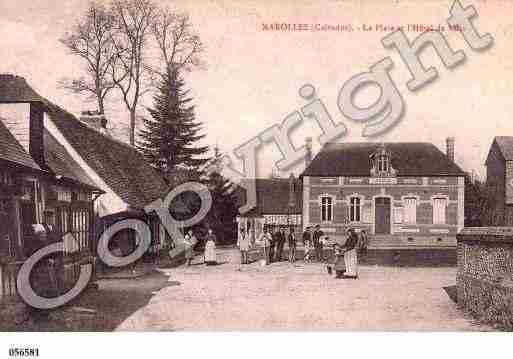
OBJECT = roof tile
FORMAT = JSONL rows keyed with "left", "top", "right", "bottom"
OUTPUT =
{"left": 0, "top": 74, "right": 44, "bottom": 103}
{"left": 235, "top": 178, "right": 302, "bottom": 216}
{"left": 43, "top": 129, "right": 98, "bottom": 189}
{"left": 0, "top": 117, "right": 41, "bottom": 170}
{"left": 493, "top": 136, "right": 513, "bottom": 161}
{"left": 45, "top": 102, "right": 169, "bottom": 209}
{"left": 302, "top": 142, "right": 465, "bottom": 177}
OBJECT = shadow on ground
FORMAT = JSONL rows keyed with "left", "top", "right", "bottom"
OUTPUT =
{"left": 11, "top": 270, "right": 177, "bottom": 331}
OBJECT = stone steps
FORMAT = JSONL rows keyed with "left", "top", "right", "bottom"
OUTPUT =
{"left": 369, "top": 235, "right": 456, "bottom": 249}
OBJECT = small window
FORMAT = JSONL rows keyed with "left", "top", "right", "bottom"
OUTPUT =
{"left": 433, "top": 197, "right": 447, "bottom": 224}
{"left": 403, "top": 197, "right": 417, "bottom": 224}
{"left": 320, "top": 196, "right": 333, "bottom": 222}
{"left": 349, "top": 197, "right": 361, "bottom": 222}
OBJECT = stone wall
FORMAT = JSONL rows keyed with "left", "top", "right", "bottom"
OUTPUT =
{"left": 457, "top": 227, "right": 513, "bottom": 330}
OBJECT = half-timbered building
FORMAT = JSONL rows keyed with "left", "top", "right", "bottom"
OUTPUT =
{"left": 235, "top": 176, "right": 302, "bottom": 243}
{"left": 0, "top": 74, "right": 102, "bottom": 301}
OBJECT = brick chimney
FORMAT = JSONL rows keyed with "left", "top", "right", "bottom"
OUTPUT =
{"left": 29, "top": 102, "right": 45, "bottom": 167}
{"left": 80, "top": 110, "right": 108, "bottom": 134}
{"left": 288, "top": 173, "right": 296, "bottom": 208}
{"left": 0, "top": 74, "right": 46, "bottom": 168}
{"left": 305, "top": 137, "right": 313, "bottom": 168}
{"left": 446, "top": 137, "right": 455, "bottom": 162}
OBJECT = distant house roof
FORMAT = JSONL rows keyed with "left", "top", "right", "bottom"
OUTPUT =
{"left": 235, "top": 178, "right": 302, "bottom": 216}
{"left": 45, "top": 102, "right": 169, "bottom": 209}
{"left": 0, "top": 74, "right": 44, "bottom": 103}
{"left": 489, "top": 137, "right": 513, "bottom": 162}
{"left": 302, "top": 142, "right": 465, "bottom": 177}
{"left": 0, "top": 117, "right": 42, "bottom": 171}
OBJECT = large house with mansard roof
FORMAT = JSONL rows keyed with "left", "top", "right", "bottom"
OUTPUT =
{"left": 301, "top": 138, "right": 465, "bottom": 250}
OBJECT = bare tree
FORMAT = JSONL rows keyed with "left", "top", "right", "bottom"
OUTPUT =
{"left": 151, "top": 9, "right": 204, "bottom": 81}
{"left": 60, "top": 2, "right": 116, "bottom": 115}
{"left": 110, "top": 0, "right": 157, "bottom": 146}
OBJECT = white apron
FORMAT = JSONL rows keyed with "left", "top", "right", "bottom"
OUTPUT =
{"left": 238, "top": 233, "right": 250, "bottom": 251}
{"left": 344, "top": 248, "right": 358, "bottom": 277}
{"left": 205, "top": 240, "right": 217, "bottom": 263}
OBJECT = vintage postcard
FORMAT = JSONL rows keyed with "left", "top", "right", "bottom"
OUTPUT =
{"left": 0, "top": 0, "right": 512, "bottom": 356}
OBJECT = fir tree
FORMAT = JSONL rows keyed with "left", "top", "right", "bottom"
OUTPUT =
{"left": 137, "top": 68, "right": 209, "bottom": 176}
{"left": 202, "top": 145, "right": 238, "bottom": 244}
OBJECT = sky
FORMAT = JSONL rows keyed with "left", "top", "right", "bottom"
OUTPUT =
{"left": 1, "top": 0, "right": 512, "bottom": 180}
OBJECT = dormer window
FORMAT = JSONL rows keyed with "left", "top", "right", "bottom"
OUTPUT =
{"left": 370, "top": 144, "right": 396, "bottom": 177}
{"left": 378, "top": 154, "right": 389, "bottom": 172}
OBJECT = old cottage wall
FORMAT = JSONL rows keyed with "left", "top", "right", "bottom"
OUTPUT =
{"left": 456, "top": 227, "right": 513, "bottom": 330}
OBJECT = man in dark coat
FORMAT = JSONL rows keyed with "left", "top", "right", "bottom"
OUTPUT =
{"left": 302, "top": 226, "right": 311, "bottom": 242}
{"left": 312, "top": 224, "right": 324, "bottom": 262}
{"left": 288, "top": 227, "right": 297, "bottom": 263}
{"left": 275, "top": 226, "right": 286, "bottom": 262}
{"left": 268, "top": 227, "right": 277, "bottom": 263}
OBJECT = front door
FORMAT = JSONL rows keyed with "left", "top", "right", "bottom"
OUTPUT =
{"left": 375, "top": 197, "right": 391, "bottom": 234}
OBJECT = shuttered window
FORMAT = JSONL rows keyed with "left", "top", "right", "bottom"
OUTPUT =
{"left": 403, "top": 197, "right": 417, "bottom": 224}
{"left": 349, "top": 197, "right": 361, "bottom": 222}
{"left": 321, "top": 196, "right": 333, "bottom": 222}
{"left": 433, "top": 198, "right": 447, "bottom": 224}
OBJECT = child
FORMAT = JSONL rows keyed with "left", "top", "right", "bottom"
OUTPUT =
{"left": 303, "top": 238, "right": 313, "bottom": 263}
{"left": 256, "top": 226, "right": 272, "bottom": 265}
{"left": 184, "top": 230, "right": 195, "bottom": 266}
{"left": 333, "top": 243, "right": 346, "bottom": 278}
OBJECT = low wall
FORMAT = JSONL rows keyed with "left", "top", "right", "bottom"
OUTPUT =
{"left": 456, "top": 227, "right": 513, "bottom": 330}
{"left": 1, "top": 255, "right": 97, "bottom": 329}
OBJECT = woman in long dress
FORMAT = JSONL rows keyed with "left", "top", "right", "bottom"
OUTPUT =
{"left": 184, "top": 230, "right": 196, "bottom": 266}
{"left": 256, "top": 226, "right": 272, "bottom": 265}
{"left": 343, "top": 228, "right": 359, "bottom": 278}
{"left": 237, "top": 226, "right": 250, "bottom": 264}
{"left": 204, "top": 229, "right": 217, "bottom": 265}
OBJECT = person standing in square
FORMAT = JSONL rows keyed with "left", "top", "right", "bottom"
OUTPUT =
{"left": 257, "top": 226, "right": 272, "bottom": 265}
{"left": 343, "top": 228, "right": 359, "bottom": 278}
{"left": 237, "top": 226, "right": 250, "bottom": 264}
{"left": 302, "top": 226, "right": 312, "bottom": 261}
{"left": 204, "top": 229, "right": 217, "bottom": 265}
{"left": 275, "top": 226, "right": 286, "bottom": 262}
{"left": 268, "top": 226, "right": 277, "bottom": 263}
{"left": 313, "top": 224, "right": 324, "bottom": 262}
{"left": 287, "top": 227, "right": 296, "bottom": 263}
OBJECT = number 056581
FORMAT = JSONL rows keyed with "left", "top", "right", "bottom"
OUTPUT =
{"left": 8, "top": 348, "right": 39, "bottom": 357}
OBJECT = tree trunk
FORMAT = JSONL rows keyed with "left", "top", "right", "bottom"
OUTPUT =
{"left": 98, "top": 95, "right": 105, "bottom": 115}
{"left": 129, "top": 109, "right": 136, "bottom": 146}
